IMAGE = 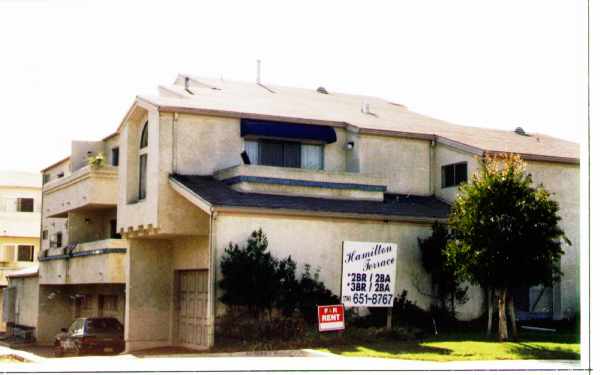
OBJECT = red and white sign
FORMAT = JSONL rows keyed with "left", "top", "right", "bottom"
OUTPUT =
{"left": 317, "top": 304, "right": 345, "bottom": 332}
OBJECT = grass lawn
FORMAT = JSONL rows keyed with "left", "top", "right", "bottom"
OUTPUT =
{"left": 316, "top": 331, "right": 580, "bottom": 361}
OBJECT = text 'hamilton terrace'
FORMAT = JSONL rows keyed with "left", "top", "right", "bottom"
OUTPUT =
{"left": 344, "top": 243, "right": 395, "bottom": 271}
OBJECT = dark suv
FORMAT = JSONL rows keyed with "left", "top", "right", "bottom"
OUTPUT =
{"left": 54, "top": 317, "right": 125, "bottom": 357}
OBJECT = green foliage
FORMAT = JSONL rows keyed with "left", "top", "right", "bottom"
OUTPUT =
{"left": 446, "top": 154, "right": 568, "bottom": 290}
{"left": 219, "top": 229, "right": 279, "bottom": 317}
{"left": 418, "top": 222, "right": 468, "bottom": 318}
{"left": 297, "top": 265, "right": 340, "bottom": 323}
{"left": 86, "top": 152, "right": 105, "bottom": 168}
{"left": 219, "top": 229, "right": 338, "bottom": 322}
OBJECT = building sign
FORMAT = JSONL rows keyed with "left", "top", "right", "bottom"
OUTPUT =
{"left": 317, "top": 304, "right": 345, "bottom": 332}
{"left": 341, "top": 241, "right": 398, "bottom": 307}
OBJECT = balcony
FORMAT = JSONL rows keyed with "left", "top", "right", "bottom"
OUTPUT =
{"left": 38, "top": 238, "right": 127, "bottom": 285}
{"left": 214, "top": 164, "right": 387, "bottom": 201}
{"left": 42, "top": 165, "right": 118, "bottom": 218}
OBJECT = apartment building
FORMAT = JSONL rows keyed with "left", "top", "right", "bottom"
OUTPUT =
{"left": 0, "top": 171, "right": 41, "bottom": 333}
{"left": 25, "top": 75, "right": 579, "bottom": 351}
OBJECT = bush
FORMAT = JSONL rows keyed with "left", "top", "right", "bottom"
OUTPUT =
{"left": 219, "top": 229, "right": 339, "bottom": 324}
{"left": 298, "top": 265, "right": 340, "bottom": 323}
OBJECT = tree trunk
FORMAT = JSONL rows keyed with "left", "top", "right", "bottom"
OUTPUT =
{"left": 508, "top": 293, "right": 519, "bottom": 340}
{"left": 497, "top": 288, "right": 508, "bottom": 341}
{"left": 487, "top": 288, "right": 494, "bottom": 337}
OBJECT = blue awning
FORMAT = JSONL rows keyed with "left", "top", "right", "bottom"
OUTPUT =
{"left": 240, "top": 119, "right": 337, "bottom": 144}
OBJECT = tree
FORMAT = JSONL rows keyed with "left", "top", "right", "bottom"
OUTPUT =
{"left": 219, "top": 229, "right": 280, "bottom": 318}
{"left": 418, "top": 222, "right": 468, "bottom": 320}
{"left": 446, "top": 154, "right": 568, "bottom": 341}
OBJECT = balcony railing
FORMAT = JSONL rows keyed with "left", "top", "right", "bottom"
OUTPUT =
{"left": 42, "top": 165, "right": 118, "bottom": 218}
{"left": 38, "top": 238, "right": 127, "bottom": 285}
{"left": 214, "top": 164, "right": 387, "bottom": 201}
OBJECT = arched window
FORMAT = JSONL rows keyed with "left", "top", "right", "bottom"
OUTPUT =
{"left": 138, "top": 121, "right": 148, "bottom": 200}
{"left": 140, "top": 121, "right": 148, "bottom": 149}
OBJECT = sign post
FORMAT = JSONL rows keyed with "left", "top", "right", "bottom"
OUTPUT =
{"left": 341, "top": 241, "right": 398, "bottom": 329}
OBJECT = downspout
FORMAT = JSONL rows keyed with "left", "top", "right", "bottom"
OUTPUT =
{"left": 172, "top": 113, "right": 178, "bottom": 174}
{"left": 207, "top": 209, "right": 218, "bottom": 348}
{"left": 429, "top": 139, "right": 436, "bottom": 195}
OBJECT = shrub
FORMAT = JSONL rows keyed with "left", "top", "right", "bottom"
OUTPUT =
{"left": 297, "top": 265, "right": 340, "bottom": 323}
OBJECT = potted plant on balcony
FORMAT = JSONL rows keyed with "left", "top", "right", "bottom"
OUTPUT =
{"left": 87, "top": 152, "right": 105, "bottom": 169}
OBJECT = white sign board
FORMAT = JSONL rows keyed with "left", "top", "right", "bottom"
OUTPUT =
{"left": 341, "top": 241, "right": 397, "bottom": 307}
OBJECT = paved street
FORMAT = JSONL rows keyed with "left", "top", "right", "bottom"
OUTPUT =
{"left": 0, "top": 346, "right": 583, "bottom": 374}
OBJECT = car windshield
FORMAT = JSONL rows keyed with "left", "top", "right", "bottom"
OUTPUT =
{"left": 85, "top": 319, "right": 122, "bottom": 334}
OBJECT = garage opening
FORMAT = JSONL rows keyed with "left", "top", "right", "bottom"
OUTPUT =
{"left": 174, "top": 270, "right": 209, "bottom": 348}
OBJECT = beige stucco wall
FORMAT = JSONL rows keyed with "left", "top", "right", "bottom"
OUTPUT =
{"left": 526, "top": 160, "right": 580, "bottom": 319}
{"left": 39, "top": 239, "right": 127, "bottom": 285}
{"left": 42, "top": 165, "right": 118, "bottom": 219}
{"left": 43, "top": 159, "right": 71, "bottom": 183}
{"left": 433, "top": 143, "right": 480, "bottom": 203}
{"left": 124, "top": 235, "right": 209, "bottom": 352}
{"left": 213, "top": 212, "right": 484, "bottom": 321}
{"left": 358, "top": 134, "right": 431, "bottom": 195}
{"left": 67, "top": 209, "right": 116, "bottom": 244}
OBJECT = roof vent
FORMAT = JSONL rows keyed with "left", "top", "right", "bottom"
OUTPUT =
{"left": 361, "top": 101, "right": 374, "bottom": 115}
{"left": 317, "top": 86, "right": 329, "bottom": 94}
{"left": 514, "top": 127, "right": 527, "bottom": 136}
{"left": 184, "top": 76, "right": 194, "bottom": 95}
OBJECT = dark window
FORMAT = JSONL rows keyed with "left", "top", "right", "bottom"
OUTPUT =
{"left": 17, "top": 198, "right": 34, "bottom": 212}
{"left": 441, "top": 162, "right": 468, "bottom": 188}
{"left": 140, "top": 121, "right": 148, "bottom": 149}
{"left": 56, "top": 232, "right": 63, "bottom": 248}
{"left": 17, "top": 245, "right": 34, "bottom": 262}
{"left": 139, "top": 154, "right": 147, "bottom": 200}
{"left": 57, "top": 172, "right": 64, "bottom": 178}
{"left": 42, "top": 230, "right": 48, "bottom": 240}
{"left": 258, "top": 140, "right": 301, "bottom": 168}
{"left": 85, "top": 318, "right": 122, "bottom": 334}
{"left": 42, "top": 174, "right": 50, "bottom": 184}
{"left": 111, "top": 147, "right": 119, "bottom": 166}
{"left": 110, "top": 220, "right": 121, "bottom": 239}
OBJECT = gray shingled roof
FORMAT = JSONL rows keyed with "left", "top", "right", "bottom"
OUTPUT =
{"left": 171, "top": 174, "right": 450, "bottom": 221}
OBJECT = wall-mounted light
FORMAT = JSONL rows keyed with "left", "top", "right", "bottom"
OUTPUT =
{"left": 85, "top": 218, "right": 91, "bottom": 224}
{"left": 346, "top": 141, "right": 355, "bottom": 150}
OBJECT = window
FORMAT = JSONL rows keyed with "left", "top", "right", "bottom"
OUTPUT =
{"left": 16, "top": 198, "right": 34, "bottom": 212}
{"left": 57, "top": 172, "right": 64, "bottom": 178}
{"left": 42, "top": 230, "right": 48, "bottom": 240}
{"left": 441, "top": 162, "right": 468, "bottom": 188}
{"left": 42, "top": 174, "right": 50, "bottom": 184}
{"left": 55, "top": 232, "right": 63, "bottom": 248}
{"left": 140, "top": 121, "right": 148, "bottom": 148}
{"left": 244, "top": 139, "right": 324, "bottom": 170}
{"left": 139, "top": 121, "right": 148, "bottom": 200}
{"left": 139, "top": 154, "right": 147, "bottom": 200}
{"left": 111, "top": 147, "right": 119, "bottom": 167}
{"left": 17, "top": 245, "right": 34, "bottom": 262}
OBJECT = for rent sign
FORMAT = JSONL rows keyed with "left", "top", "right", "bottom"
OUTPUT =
{"left": 317, "top": 304, "right": 345, "bottom": 332}
{"left": 341, "top": 241, "right": 398, "bottom": 307}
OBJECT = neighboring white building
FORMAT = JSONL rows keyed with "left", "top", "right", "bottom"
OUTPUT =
{"left": 0, "top": 171, "right": 41, "bottom": 333}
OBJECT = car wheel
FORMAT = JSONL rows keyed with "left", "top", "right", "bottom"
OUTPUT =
{"left": 54, "top": 342, "right": 64, "bottom": 358}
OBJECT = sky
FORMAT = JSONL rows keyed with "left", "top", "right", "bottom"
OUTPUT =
{"left": 0, "top": 0, "right": 588, "bottom": 173}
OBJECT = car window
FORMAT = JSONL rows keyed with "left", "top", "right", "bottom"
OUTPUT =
{"left": 85, "top": 318, "right": 122, "bottom": 334}
{"left": 68, "top": 319, "right": 84, "bottom": 336}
